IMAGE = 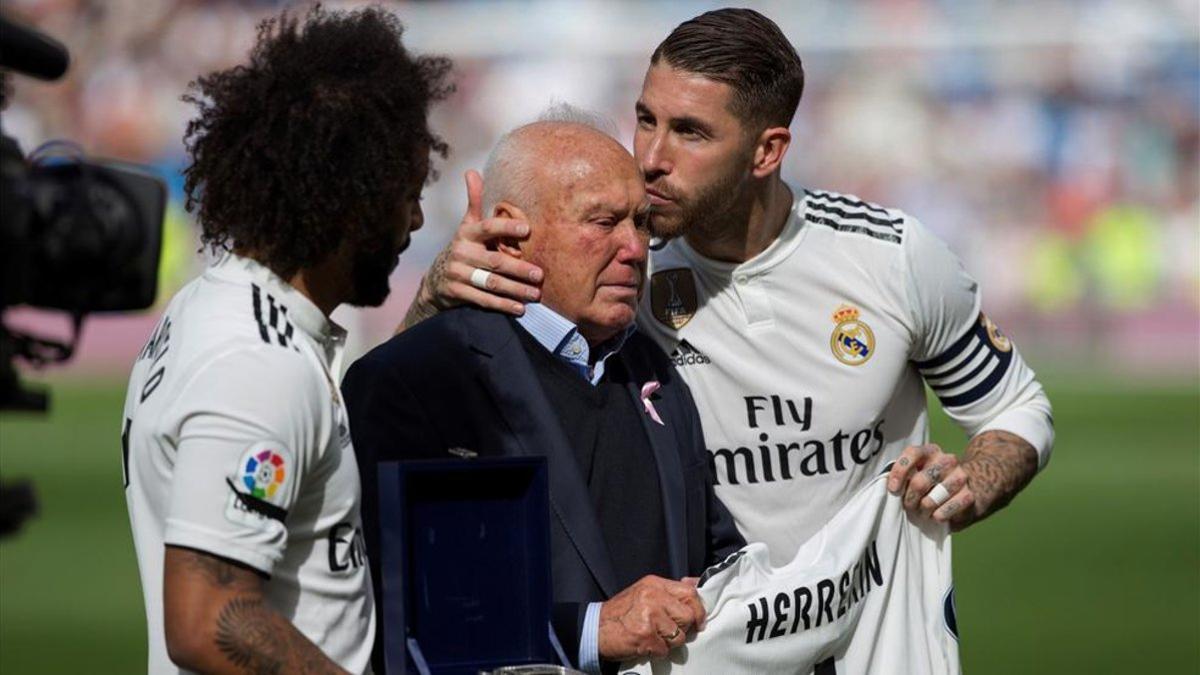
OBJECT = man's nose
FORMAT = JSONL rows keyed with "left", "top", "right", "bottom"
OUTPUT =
{"left": 616, "top": 221, "right": 649, "bottom": 264}
{"left": 640, "top": 132, "right": 672, "bottom": 179}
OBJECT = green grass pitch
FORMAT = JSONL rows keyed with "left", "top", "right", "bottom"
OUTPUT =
{"left": 1, "top": 376, "right": 1197, "bottom": 673}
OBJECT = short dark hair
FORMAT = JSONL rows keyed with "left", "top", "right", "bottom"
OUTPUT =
{"left": 651, "top": 8, "right": 804, "bottom": 129}
{"left": 182, "top": 5, "right": 452, "bottom": 277}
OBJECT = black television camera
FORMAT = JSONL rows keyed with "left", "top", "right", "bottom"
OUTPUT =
{"left": 1, "top": 13, "right": 167, "bottom": 534}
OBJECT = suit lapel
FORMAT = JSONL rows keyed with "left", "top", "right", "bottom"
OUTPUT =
{"left": 618, "top": 354, "right": 688, "bottom": 579}
{"left": 467, "top": 312, "right": 620, "bottom": 597}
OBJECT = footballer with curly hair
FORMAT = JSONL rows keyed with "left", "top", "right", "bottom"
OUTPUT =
{"left": 120, "top": 6, "right": 451, "bottom": 673}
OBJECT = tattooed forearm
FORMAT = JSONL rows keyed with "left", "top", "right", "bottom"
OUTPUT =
{"left": 215, "top": 597, "right": 284, "bottom": 674}
{"left": 397, "top": 254, "right": 448, "bottom": 334}
{"left": 399, "top": 290, "right": 438, "bottom": 333}
{"left": 214, "top": 596, "right": 346, "bottom": 675}
{"left": 164, "top": 547, "right": 347, "bottom": 675}
{"left": 177, "top": 547, "right": 257, "bottom": 591}
{"left": 955, "top": 429, "right": 1039, "bottom": 530}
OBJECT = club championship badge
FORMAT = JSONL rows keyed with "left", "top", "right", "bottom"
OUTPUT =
{"left": 650, "top": 268, "right": 698, "bottom": 330}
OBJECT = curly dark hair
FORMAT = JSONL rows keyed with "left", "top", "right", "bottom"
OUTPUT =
{"left": 182, "top": 5, "right": 453, "bottom": 278}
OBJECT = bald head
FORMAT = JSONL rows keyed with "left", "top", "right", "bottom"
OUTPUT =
{"left": 481, "top": 120, "right": 633, "bottom": 221}
{"left": 481, "top": 114, "right": 649, "bottom": 344}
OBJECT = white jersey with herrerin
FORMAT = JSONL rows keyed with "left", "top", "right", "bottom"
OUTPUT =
{"left": 639, "top": 187, "right": 1053, "bottom": 564}
{"left": 620, "top": 467, "right": 960, "bottom": 675}
{"left": 121, "top": 254, "right": 374, "bottom": 674}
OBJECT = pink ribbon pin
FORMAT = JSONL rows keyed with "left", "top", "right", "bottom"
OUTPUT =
{"left": 641, "top": 381, "right": 664, "bottom": 425}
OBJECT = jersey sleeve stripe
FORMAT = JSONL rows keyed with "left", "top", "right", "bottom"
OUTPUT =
{"left": 926, "top": 341, "right": 989, "bottom": 390}
{"left": 804, "top": 214, "right": 902, "bottom": 244}
{"left": 808, "top": 189, "right": 893, "bottom": 219}
{"left": 251, "top": 283, "right": 297, "bottom": 350}
{"left": 936, "top": 351, "right": 1011, "bottom": 408}
{"left": 931, "top": 352, "right": 996, "bottom": 395}
{"left": 914, "top": 318, "right": 978, "bottom": 370}
{"left": 918, "top": 313, "right": 1014, "bottom": 408}
{"left": 807, "top": 199, "right": 903, "bottom": 232}
{"left": 922, "top": 337, "right": 985, "bottom": 381}
{"left": 251, "top": 284, "right": 272, "bottom": 344}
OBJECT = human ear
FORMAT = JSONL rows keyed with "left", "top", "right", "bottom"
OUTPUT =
{"left": 752, "top": 126, "right": 792, "bottom": 178}
{"left": 494, "top": 201, "right": 529, "bottom": 257}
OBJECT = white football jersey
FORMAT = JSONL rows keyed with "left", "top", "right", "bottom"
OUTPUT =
{"left": 620, "top": 468, "right": 960, "bottom": 675}
{"left": 122, "top": 254, "right": 374, "bottom": 674}
{"left": 639, "top": 186, "right": 1053, "bottom": 564}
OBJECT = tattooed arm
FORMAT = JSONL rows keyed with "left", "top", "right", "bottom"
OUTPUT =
{"left": 163, "top": 546, "right": 349, "bottom": 675}
{"left": 397, "top": 249, "right": 451, "bottom": 333}
{"left": 951, "top": 430, "right": 1039, "bottom": 530}
{"left": 887, "top": 430, "right": 1039, "bottom": 532}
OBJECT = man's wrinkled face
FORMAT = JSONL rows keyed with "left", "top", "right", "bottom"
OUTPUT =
{"left": 523, "top": 141, "right": 650, "bottom": 344}
{"left": 634, "top": 64, "right": 755, "bottom": 239}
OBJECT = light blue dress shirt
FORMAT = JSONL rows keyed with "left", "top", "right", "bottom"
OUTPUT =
{"left": 515, "top": 302, "right": 632, "bottom": 386}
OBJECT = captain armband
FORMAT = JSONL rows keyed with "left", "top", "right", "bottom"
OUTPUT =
{"left": 916, "top": 313, "right": 1014, "bottom": 409}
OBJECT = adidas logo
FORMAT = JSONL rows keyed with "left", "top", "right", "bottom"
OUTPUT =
{"left": 670, "top": 340, "right": 712, "bottom": 367}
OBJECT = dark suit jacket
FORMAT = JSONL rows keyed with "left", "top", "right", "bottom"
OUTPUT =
{"left": 342, "top": 307, "right": 744, "bottom": 669}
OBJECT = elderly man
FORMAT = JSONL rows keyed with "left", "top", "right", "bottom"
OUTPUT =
{"left": 341, "top": 115, "right": 744, "bottom": 673}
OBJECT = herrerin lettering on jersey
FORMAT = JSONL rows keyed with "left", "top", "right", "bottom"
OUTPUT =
{"left": 651, "top": 268, "right": 698, "bottom": 330}
{"left": 830, "top": 304, "right": 875, "bottom": 366}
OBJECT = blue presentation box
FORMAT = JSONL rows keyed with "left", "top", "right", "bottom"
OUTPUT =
{"left": 377, "top": 457, "right": 569, "bottom": 674}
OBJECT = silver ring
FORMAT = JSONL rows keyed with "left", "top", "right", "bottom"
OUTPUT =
{"left": 927, "top": 482, "right": 951, "bottom": 506}
{"left": 663, "top": 626, "right": 681, "bottom": 641}
{"left": 469, "top": 267, "right": 492, "bottom": 290}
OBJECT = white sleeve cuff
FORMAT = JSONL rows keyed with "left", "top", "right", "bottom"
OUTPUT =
{"left": 163, "top": 518, "right": 279, "bottom": 575}
{"left": 579, "top": 601, "right": 603, "bottom": 674}
{"left": 979, "top": 406, "right": 1055, "bottom": 471}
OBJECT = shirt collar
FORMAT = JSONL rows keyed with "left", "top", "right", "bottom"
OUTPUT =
{"left": 515, "top": 302, "right": 634, "bottom": 385}
{"left": 208, "top": 253, "right": 348, "bottom": 355}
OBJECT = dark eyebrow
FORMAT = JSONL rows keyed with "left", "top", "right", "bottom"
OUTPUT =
{"left": 671, "top": 115, "right": 713, "bottom": 136}
{"left": 637, "top": 100, "right": 714, "bottom": 136}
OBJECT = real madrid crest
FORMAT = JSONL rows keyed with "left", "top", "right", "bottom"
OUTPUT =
{"left": 650, "top": 268, "right": 698, "bottom": 330}
{"left": 830, "top": 304, "right": 875, "bottom": 366}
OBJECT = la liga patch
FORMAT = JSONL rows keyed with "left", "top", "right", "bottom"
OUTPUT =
{"left": 238, "top": 443, "right": 291, "bottom": 500}
{"left": 225, "top": 441, "right": 295, "bottom": 531}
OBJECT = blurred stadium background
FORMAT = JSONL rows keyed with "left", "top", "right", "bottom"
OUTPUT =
{"left": 1, "top": 0, "right": 1196, "bottom": 673}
